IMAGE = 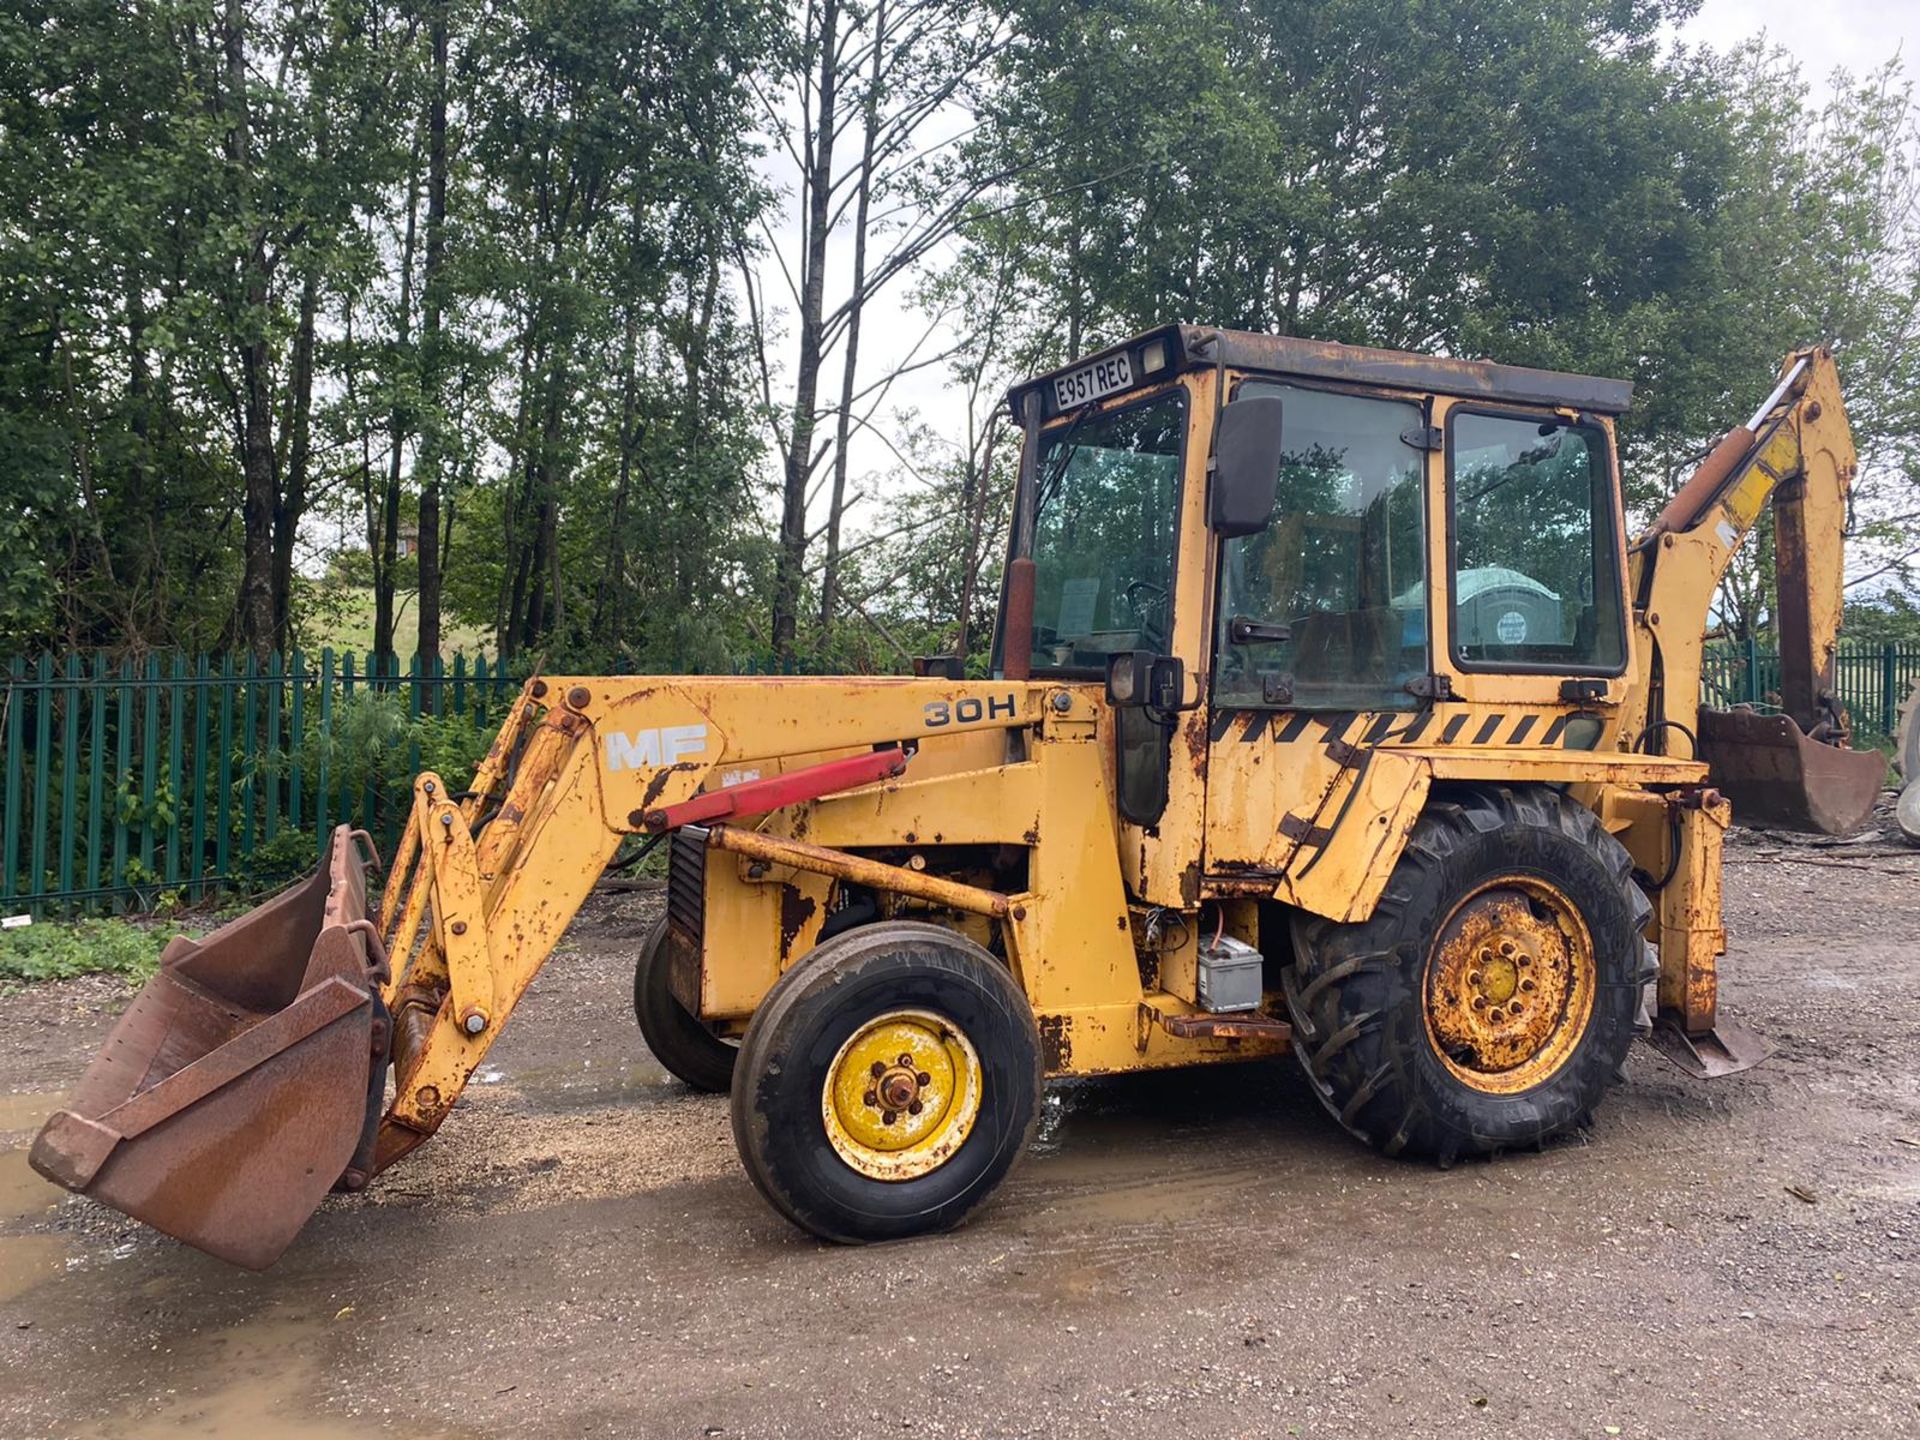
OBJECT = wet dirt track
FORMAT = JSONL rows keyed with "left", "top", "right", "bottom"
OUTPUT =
{"left": 2, "top": 843, "right": 1918, "bottom": 1439}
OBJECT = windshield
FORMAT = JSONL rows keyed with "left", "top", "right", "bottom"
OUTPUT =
{"left": 1021, "top": 390, "right": 1186, "bottom": 675}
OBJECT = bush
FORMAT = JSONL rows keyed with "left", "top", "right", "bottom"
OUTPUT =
{"left": 0, "top": 918, "right": 176, "bottom": 985}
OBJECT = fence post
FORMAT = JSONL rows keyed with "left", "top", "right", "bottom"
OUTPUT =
{"left": 113, "top": 657, "right": 133, "bottom": 908}
{"left": 1743, "top": 634, "right": 1759, "bottom": 704}
{"left": 192, "top": 653, "right": 209, "bottom": 898}
{"left": 59, "top": 655, "right": 80, "bottom": 910}
{"left": 264, "top": 650, "right": 283, "bottom": 842}
{"left": 167, "top": 654, "right": 186, "bottom": 889}
{"left": 31, "top": 655, "right": 52, "bottom": 910}
{"left": 3, "top": 657, "right": 25, "bottom": 909}
{"left": 139, "top": 653, "right": 160, "bottom": 887}
{"left": 216, "top": 652, "right": 234, "bottom": 886}
{"left": 317, "top": 648, "right": 335, "bottom": 861}
{"left": 288, "top": 649, "right": 305, "bottom": 836}
{"left": 86, "top": 653, "right": 106, "bottom": 898}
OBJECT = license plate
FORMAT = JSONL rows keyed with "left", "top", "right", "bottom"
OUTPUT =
{"left": 1052, "top": 352, "right": 1134, "bottom": 410}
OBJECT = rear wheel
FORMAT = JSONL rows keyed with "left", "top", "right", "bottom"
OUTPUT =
{"left": 633, "top": 919, "right": 737, "bottom": 1093}
{"left": 1283, "top": 786, "right": 1653, "bottom": 1163}
{"left": 730, "top": 922, "right": 1042, "bottom": 1243}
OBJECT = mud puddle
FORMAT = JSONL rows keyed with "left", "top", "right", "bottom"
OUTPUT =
{"left": 0, "top": 1088, "right": 67, "bottom": 1133}
{"left": 1, "top": 1090, "right": 68, "bottom": 1304}
{"left": 62, "top": 1307, "right": 465, "bottom": 1440}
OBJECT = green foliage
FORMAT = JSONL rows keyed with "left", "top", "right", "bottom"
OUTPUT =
{"left": 0, "top": 918, "right": 172, "bottom": 986}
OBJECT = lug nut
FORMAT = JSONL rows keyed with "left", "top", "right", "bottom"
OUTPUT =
{"left": 915, "top": 1072, "right": 931, "bottom": 1087}
{"left": 908, "top": 1101, "right": 923, "bottom": 1116}
{"left": 897, "top": 1053, "right": 913, "bottom": 1067}
{"left": 1473, "top": 996, "right": 1488, "bottom": 1011}
{"left": 871, "top": 1061, "right": 886, "bottom": 1078}
{"left": 863, "top": 1089, "right": 878, "bottom": 1107}
{"left": 881, "top": 1111, "right": 897, "bottom": 1125}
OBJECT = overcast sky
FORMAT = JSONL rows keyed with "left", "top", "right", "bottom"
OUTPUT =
{"left": 782, "top": 2, "right": 1919, "bottom": 520}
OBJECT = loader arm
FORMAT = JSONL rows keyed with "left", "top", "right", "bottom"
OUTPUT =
{"left": 1625, "top": 346, "right": 1881, "bottom": 833}
{"left": 367, "top": 675, "right": 1053, "bottom": 1176}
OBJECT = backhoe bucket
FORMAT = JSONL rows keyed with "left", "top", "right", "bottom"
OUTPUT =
{"left": 30, "top": 826, "right": 390, "bottom": 1269}
{"left": 1696, "top": 708, "right": 1884, "bottom": 836}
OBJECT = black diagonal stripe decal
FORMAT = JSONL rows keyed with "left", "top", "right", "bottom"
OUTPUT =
{"left": 1507, "top": 714, "right": 1537, "bottom": 745}
{"left": 1541, "top": 715, "right": 1569, "bottom": 746}
{"left": 1321, "top": 711, "right": 1357, "bottom": 742}
{"left": 1440, "top": 714, "right": 1468, "bottom": 744}
{"left": 1398, "top": 710, "right": 1433, "bottom": 744}
{"left": 1242, "top": 711, "right": 1272, "bottom": 744}
{"left": 1276, "top": 712, "right": 1315, "bottom": 743}
{"left": 1472, "top": 714, "right": 1504, "bottom": 745}
{"left": 1210, "top": 709, "right": 1238, "bottom": 743}
{"left": 1363, "top": 714, "right": 1396, "bottom": 743}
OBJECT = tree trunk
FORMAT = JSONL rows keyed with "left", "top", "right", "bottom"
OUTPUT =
{"left": 225, "top": 0, "right": 277, "bottom": 659}
{"left": 415, "top": 0, "right": 450, "bottom": 662}
{"left": 274, "top": 264, "right": 320, "bottom": 651}
{"left": 817, "top": 0, "right": 885, "bottom": 637}
{"left": 376, "top": 140, "right": 423, "bottom": 667}
{"left": 771, "top": 0, "right": 841, "bottom": 661}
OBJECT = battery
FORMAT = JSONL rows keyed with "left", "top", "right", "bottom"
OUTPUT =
{"left": 1196, "top": 934, "right": 1264, "bottom": 1013}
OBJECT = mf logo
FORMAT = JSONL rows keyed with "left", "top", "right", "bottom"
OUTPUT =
{"left": 604, "top": 724, "right": 708, "bottom": 772}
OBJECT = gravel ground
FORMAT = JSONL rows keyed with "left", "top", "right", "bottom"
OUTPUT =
{"left": 1, "top": 825, "right": 1917, "bottom": 1439}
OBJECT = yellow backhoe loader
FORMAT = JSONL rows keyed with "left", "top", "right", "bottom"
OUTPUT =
{"left": 32, "top": 329, "right": 1884, "bottom": 1267}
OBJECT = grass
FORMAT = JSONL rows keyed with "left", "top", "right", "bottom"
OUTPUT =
{"left": 0, "top": 918, "right": 182, "bottom": 987}
{"left": 302, "top": 584, "right": 491, "bottom": 658}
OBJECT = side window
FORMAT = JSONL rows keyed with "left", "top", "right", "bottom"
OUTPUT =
{"left": 1448, "top": 413, "right": 1625, "bottom": 672}
{"left": 1213, "top": 384, "right": 1427, "bottom": 711}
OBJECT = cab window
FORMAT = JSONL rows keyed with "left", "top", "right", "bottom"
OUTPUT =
{"left": 1447, "top": 412, "right": 1625, "bottom": 673}
{"left": 1213, "top": 383, "right": 1427, "bottom": 711}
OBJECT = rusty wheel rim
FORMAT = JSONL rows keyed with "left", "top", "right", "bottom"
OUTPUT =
{"left": 1423, "top": 876, "right": 1596, "bottom": 1095}
{"left": 821, "top": 1009, "right": 981, "bottom": 1181}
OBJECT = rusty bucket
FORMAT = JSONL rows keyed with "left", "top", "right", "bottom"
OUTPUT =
{"left": 1696, "top": 708, "right": 1886, "bottom": 836}
{"left": 30, "top": 826, "right": 390, "bottom": 1269}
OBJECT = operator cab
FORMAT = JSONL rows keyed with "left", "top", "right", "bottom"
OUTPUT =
{"left": 997, "top": 325, "right": 1637, "bottom": 906}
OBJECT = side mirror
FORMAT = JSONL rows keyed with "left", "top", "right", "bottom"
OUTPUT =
{"left": 1106, "top": 651, "right": 1189, "bottom": 712}
{"left": 1209, "top": 395, "right": 1285, "bottom": 537}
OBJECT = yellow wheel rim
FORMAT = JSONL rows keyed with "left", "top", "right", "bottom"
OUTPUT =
{"left": 822, "top": 1009, "right": 982, "bottom": 1181}
{"left": 1423, "top": 876, "right": 1597, "bottom": 1095}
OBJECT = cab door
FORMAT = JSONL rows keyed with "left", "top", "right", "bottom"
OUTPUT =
{"left": 1201, "top": 380, "right": 1438, "bottom": 902}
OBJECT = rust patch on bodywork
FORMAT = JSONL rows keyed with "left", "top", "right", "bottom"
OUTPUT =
{"left": 778, "top": 886, "right": 817, "bottom": 959}
{"left": 1038, "top": 1014, "right": 1072, "bottom": 1071}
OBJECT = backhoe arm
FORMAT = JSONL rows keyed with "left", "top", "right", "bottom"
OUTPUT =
{"left": 1628, "top": 346, "right": 1878, "bottom": 833}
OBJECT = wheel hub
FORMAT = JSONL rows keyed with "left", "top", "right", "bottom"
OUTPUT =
{"left": 1424, "top": 877, "right": 1597, "bottom": 1094}
{"left": 823, "top": 1010, "right": 982, "bottom": 1180}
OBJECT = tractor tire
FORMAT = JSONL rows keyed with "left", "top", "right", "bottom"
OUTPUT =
{"left": 633, "top": 918, "right": 737, "bottom": 1094}
{"left": 730, "top": 921, "right": 1042, "bottom": 1244}
{"left": 1283, "top": 786, "right": 1654, "bottom": 1164}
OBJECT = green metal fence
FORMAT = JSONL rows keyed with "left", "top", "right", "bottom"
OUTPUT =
{"left": 1, "top": 652, "right": 523, "bottom": 918}
{"left": 1700, "top": 638, "right": 1920, "bottom": 743}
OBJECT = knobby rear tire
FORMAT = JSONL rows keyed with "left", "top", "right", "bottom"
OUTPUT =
{"left": 1283, "top": 786, "right": 1654, "bottom": 1165}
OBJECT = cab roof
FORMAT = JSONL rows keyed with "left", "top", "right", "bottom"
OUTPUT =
{"left": 1007, "top": 324, "right": 1634, "bottom": 423}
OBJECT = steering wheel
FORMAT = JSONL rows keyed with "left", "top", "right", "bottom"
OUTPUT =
{"left": 1124, "top": 579, "right": 1168, "bottom": 621}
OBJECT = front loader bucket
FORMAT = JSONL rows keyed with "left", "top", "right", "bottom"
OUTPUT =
{"left": 1697, "top": 708, "right": 1885, "bottom": 836}
{"left": 30, "top": 826, "right": 389, "bottom": 1269}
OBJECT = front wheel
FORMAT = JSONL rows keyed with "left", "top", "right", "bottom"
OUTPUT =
{"left": 1283, "top": 786, "right": 1653, "bottom": 1164}
{"left": 730, "top": 922, "right": 1042, "bottom": 1243}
